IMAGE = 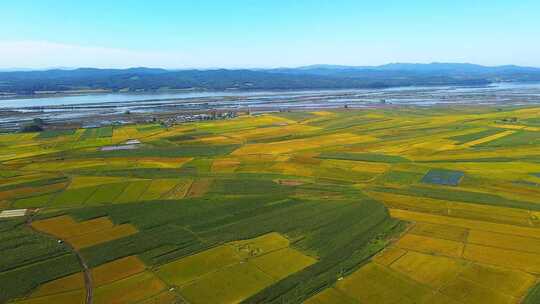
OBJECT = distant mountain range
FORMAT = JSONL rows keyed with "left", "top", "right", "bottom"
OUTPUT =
{"left": 270, "top": 63, "right": 540, "bottom": 75}
{"left": 1, "top": 63, "right": 540, "bottom": 95}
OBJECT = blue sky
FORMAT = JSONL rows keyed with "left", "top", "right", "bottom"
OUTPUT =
{"left": 1, "top": 0, "right": 539, "bottom": 68}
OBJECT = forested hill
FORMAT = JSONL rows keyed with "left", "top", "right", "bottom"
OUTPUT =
{"left": 1, "top": 63, "right": 540, "bottom": 94}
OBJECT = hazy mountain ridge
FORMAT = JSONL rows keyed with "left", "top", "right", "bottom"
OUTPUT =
{"left": 1, "top": 63, "right": 539, "bottom": 95}
{"left": 270, "top": 62, "right": 540, "bottom": 75}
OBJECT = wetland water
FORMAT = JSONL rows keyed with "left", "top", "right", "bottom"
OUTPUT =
{"left": 1, "top": 82, "right": 540, "bottom": 128}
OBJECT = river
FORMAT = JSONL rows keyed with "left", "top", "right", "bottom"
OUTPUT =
{"left": 1, "top": 82, "right": 540, "bottom": 130}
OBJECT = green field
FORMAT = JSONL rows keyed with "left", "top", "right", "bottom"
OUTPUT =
{"left": 36, "top": 129, "right": 76, "bottom": 139}
{"left": 1, "top": 107, "right": 540, "bottom": 303}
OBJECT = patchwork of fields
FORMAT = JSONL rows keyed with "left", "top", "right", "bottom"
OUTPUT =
{"left": 1, "top": 106, "right": 540, "bottom": 303}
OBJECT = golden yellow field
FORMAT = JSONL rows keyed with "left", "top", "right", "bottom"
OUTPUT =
{"left": 395, "top": 234, "right": 464, "bottom": 258}
{"left": 185, "top": 178, "right": 212, "bottom": 197}
{"left": 303, "top": 287, "right": 358, "bottom": 304}
{"left": 390, "top": 209, "right": 540, "bottom": 239}
{"left": 31, "top": 215, "right": 137, "bottom": 249}
{"left": 463, "top": 244, "right": 540, "bottom": 274}
{"left": 31, "top": 216, "right": 114, "bottom": 238}
{"left": 232, "top": 133, "right": 377, "bottom": 155}
{"left": 14, "top": 289, "right": 86, "bottom": 304}
{"left": 156, "top": 245, "right": 242, "bottom": 286}
{"left": 93, "top": 272, "right": 166, "bottom": 304}
{"left": 67, "top": 224, "right": 138, "bottom": 249}
{"left": 462, "top": 130, "right": 516, "bottom": 147}
{"left": 29, "top": 273, "right": 85, "bottom": 298}
{"left": 157, "top": 233, "right": 315, "bottom": 303}
{"left": 178, "top": 262, "right": 274, "bottom": 304}
{"left": 390, "top": 251, "right": 466, "bottom": 288}
{"left": 91, "top": 256, "right": 146, "bottom": 287}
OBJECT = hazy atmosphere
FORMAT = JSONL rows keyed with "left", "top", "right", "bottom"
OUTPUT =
{"left": 1, "top": 0, "right": 540, "bottom": 69}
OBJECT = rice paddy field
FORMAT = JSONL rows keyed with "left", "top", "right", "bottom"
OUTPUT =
{"left": 1, "top": 106, "right": 540, "bottom": 303}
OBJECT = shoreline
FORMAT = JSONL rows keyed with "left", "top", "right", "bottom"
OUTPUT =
{"left": 0, "top": 81, "right": 508, "bottom": 102}
{"left": 1, "top": 82, "right": 539, "bottom": 132}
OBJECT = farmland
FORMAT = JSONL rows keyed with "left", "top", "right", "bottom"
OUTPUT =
{"left": 1, "top": 106, "right": 540, "bottom": 303}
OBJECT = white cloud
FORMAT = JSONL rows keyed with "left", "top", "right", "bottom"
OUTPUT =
{"left": 0, "top": 41, "right": 201, "bottom": 69}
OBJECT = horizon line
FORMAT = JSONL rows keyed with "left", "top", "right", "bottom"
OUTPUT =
{"left": 2, "top": 62, "right": 540, "bottom": 72}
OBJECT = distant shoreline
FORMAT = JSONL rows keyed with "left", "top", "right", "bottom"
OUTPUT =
{"left": 2, "top": 82, "right": 540, "bottom": 110}
{"left": 8, "top": 80, "right": 540, "bottom": 103}
{"left": 0, "top": 82, "right": 539, "bottom": 133}
{"left": 0, "top": 82, "right": 505, "bottom": 103}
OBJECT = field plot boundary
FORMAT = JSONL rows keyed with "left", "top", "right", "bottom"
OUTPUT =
{"left": 27, "top": 272, "right": 85, "bottom": 298}
{"left": 26, "top": 216, "right": 94, "bottom": 304}
{"left": 31, "top": 215, "right": 138, "bottom": 249}
{"left": 390, "top": 209, "right": 540, "bottom": 239}
{"left": 462, "top": 130, "right": 515, "bottom": 147}
{"left": 421, "top": 168, "right": 464, "bottom": 186}
{"left": 156, "top": 232, "right": 316, "bottom": 303}
{"left": 390, "top": 208, "right": 540, "bottom": 275}
{"left": 307, "top": 215, "right": 539, "bottom": 304}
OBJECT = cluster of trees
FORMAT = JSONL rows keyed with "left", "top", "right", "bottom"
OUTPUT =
{"left": 20, "top": 118, "right": 45, "bottom": 132}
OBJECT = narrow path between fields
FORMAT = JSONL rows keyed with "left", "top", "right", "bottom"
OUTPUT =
{"left": 26, "top": 213, "right": 94, "bottom": 304}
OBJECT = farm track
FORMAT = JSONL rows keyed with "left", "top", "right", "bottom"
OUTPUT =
{"left": 26, "top": 213, "right": 94, "bottom": 304}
